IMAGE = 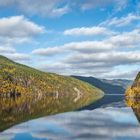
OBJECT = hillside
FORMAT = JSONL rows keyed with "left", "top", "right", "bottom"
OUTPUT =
{"left": 0, "top": 56, "right": 104, "bottom": 107}
{"left": 0, "top": 55, "right": 104, "bottom": 131}
{"left": 132, "top": 72, "right": 140, "bottom": 88}
{"left": 133, "top": 72, "right": 140, "bottom": 122}
{"left": 72, "top": 76, "right": 132, "bottom": 95}
{"left": 125, "top": 72, "right": 140, "bottom": 122}
{"left": 101, "top": 79, "right": 132, "bottom": 89}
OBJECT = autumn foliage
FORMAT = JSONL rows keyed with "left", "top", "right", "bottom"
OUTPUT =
{"left": 0, "top": 55, "right": 104, "bottom": 131}
{"left": 125, "top": 86, "right": 140, "bottom": 107}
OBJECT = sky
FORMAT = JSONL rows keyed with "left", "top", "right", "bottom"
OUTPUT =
{"left": 0, "top": 0, "right": 140, "bottom": 79}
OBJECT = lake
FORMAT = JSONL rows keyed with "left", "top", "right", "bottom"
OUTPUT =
{"left": 0, "top": 107, "right": 139, "bottom": 140}
{"left": 0, "top": 94, "right": 140, "bottom": 140}
{"left": 79, "top": 94, "right": 124, "bottom": 110}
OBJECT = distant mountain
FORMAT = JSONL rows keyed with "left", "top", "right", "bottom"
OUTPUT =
{"left": 101, "top": 79, "right": 133, "bottom": 89}
{"left": 72, "top": 76, "right": 132, "bottom": 95}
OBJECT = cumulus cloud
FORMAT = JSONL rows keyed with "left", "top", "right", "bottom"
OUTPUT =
{"left": 0, "top": 0, "right": 69, "bottom": 17}
{"left": 0, "top": 0, "right": 128, "bottom": 17}
{"left": 38, "top": 50, "right": 140, "bottom": 78}
{"left": 0, "top": 15, "right": 45, "bottom": 63}
{"left": 80, "top": 0, "right": 128, "bottom": 11}
{"left": 0, "top": 47, "right": 31, "bottom": 63}
{"left": 100, "top": 13, "right": 140, "bottom": 27}
{"left": 0, "top": 46, "right": 15, "bottom": 54}
{"left": 0, "top": 134, "right": 15, "bottom": 140}
{"left": 100, "top": 69, "right": 139, "bottom": 79}
{"left": 32, "top": 30, "right": 140, "bottom": 57}
{"left": 32, "top": 29, "right": 140, "bottom": 79}
{"left": 0, "top": 52, "right": 31, "bottom": 62}
{"left": 6, "top": 53, "right": 31, "bottom": 61}
{"left": 0, "top": 15, "right": 45, "bottom": 38}
{"left": 40, "top": 62, "right": 112, "bottom": 76}
{"left": 65, "top": 51, "right": 140, "bottom": 65}
{"left": 32, "top": 47, "right": 65, "bottom": 56}
{"left": 106, "top": 29, "right": 140, "bottom": 46}
{"left": 64, "top": 26, "right": 115, "bottom": 36}
{"left": 32, "top": 41, "right": 113, "bottom": 56}
{"left": 0, "top": 2, "right": 138, "bottom": 79}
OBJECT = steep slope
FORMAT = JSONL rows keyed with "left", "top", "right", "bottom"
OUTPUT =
{"left": 132, "top": 72, "right": 140, "bottom": 122}
{"left": 125, "top": 72, "right": 140, "bottom": 122}
{"left": 0, "top": 55, "right": 103, "bottom": 106}
{"left": 132, "top": 72, "right": 140, "bottom": 88}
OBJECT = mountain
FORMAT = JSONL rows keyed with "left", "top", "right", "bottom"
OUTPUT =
{"left": 0, "top": 55, "right": 104, "bottom": 131}
{"left": 0, "top": 55, "right": 103, "bottom": 107}
{"left": 128, "top": 72, "right": 140, "bottom": 122}
{"left": 132, "top": 72, "right": 140, "bottom": 88}
{"left": 101, "top": 79, "right": 132, "bottom": 89}
{"left": 72, "top": 76, "right": 132, "bottom": 95}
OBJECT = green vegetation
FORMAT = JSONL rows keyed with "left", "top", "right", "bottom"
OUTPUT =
{"left": 0, "top": 55, "right": 103, "bottom": 99}
{"left": 0, "top": 55, "right": 104, "bottom": 131}
{"left": 125, "top": 72, "right": 140, "bottom": 122}
{"left": 135, "top": 72, "right": 140, "bottom": 81}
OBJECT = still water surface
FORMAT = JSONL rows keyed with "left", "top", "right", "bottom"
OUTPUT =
{"left": 0, "top": 94, "right": 140, "bottom": 140}
{"left": 0, "top": 107, "right": 139, "bottom": 140}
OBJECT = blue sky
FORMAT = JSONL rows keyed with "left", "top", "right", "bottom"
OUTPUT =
{"left": 0, "top": 0, "right": 140, "bottom": 79}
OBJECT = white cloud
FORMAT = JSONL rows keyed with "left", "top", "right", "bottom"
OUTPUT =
{"left": 32, "top": 29, "right": 140, "bottom": 79}
{"left": 0, "top": 134, "right": 15, "bottom": 140}
{"left": 40, "top": 62, "right": 112, "bottom": 76}
{"left": 80, "top": 0, "right": 128, "bottom": 11}
{"left": 0, "top": 50, "right": 31, "bottom": 63}
{"left": 101, "top": 13, "right": 140, "bottom": 27}
{"left": 1, "top": 107, "right": 140, "bottom": 140}
{"left": 32, "top": 47, "right": 64, "bottom": 56}
{"left": 38, "top": 50, "right": 140, "bottom": 78}
{"left": 33, "top": 29, "right": 140, "bottom": 56}
{"left": 106, "top": 29, "right": 140, "bottom": 46}
{"left": 0, "top": 0, "right": 70, "bottom": 17}
{"left": 48, "top": 5, "right": 69, "bottom": 17}
{"left": 100, "top": 69, "right": 138, "bottom": 79}
{"left": 65, "top": 51, "right": 140, "bottom": 65}
{"left": 5, "top": 53, "right": 31, "bottom": 62}
{"left": 0, "top": 15, "right": 45, "bottom": 38}
{"left": 0, "top": 15, "right": 45, "bottom": 63}
{"left": 32, "top": 41, "right": 113, "bottom": 56}
{"left": 0, "top": 46, "right": 15, "bottom": 54}
{"left": 64, "top": 26, "right": 115, "bottom": 36}
{"left": 0, "top": 0, "right": 128, "bottom": 17}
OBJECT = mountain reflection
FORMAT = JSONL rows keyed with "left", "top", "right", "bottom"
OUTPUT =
{"left": 125, "top": 87, "right": 140, "bottom": 122}
{"left": 0, "top": 107, "right": 139, "bottom": 140}
{"left": 0, "top": 93, "right": 84, "bottom": 132}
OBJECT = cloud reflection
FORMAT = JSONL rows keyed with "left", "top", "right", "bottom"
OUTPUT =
{"left": 0, "top": 107, "right": 139, "bottom": 140}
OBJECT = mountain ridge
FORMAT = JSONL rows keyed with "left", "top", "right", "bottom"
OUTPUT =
{"left": 0, "top": 55, "right": 104, "bottom": 131}
{"left": 0, "top": 55, "right": 103, "bottom": 107}
{"left": 72, "top": 75, "right": 132, "bottom": 95}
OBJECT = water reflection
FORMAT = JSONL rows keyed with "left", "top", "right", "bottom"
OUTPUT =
{"left": 0, "top": 91, "right": 139, "bottom": 140}
{"left": 0, "top": 107, "right": 139, "bottom": 140}
{"left": 0, "top": 93, "right": 85, "bottom": 132}
{"left": 125, "top": 87, "right": 140, "bottom": 122}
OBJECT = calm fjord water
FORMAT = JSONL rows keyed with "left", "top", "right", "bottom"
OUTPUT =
{"left": 0, "top": 94, "right": 140, "bottom": 140}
